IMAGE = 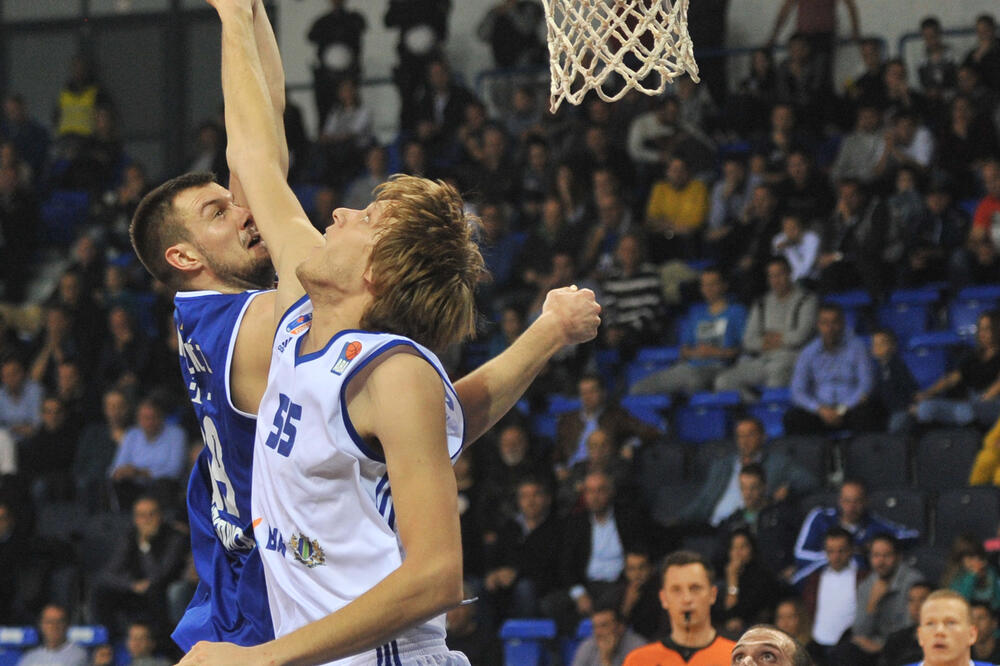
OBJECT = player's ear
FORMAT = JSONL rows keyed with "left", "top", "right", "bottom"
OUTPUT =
{"left": 165, "top": 242, "right": 203, "bottom": 273}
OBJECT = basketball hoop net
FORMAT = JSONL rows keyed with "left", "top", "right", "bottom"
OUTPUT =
{"left": 541, "top": 0, "right": 700, "bottom": 112}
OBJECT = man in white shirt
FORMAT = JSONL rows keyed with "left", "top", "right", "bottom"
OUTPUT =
{"left": 17, "top": 604, "right": 87, "bottom": 666}
{"left": 804, "top": 527, "right": 860, "bottom": 662}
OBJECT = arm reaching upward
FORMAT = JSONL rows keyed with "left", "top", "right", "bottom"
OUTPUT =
{"left": 211, "top": 0, "right": 321, "bottom": 323}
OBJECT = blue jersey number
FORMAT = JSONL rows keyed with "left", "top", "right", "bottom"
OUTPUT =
{"left": 265, "top": 394, "right": 301, "bottom": 457}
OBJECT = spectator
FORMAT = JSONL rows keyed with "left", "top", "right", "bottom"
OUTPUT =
{"left": 48, "top": 269, "right": 105, "bottom": 369}
{"left": 774, "top": 597, "right": 820, "bottom": 660}
{"left": 0, "top": 94, "right": 49, "bottom": 179}
{"left": 784, "top": 303, "right": 882, "bottom": 435}
{"left": 970, "top": 601, "right": 1000, "bottom": 663}
{"left": 306, "top": 0, "right": 366, "bottom": 125}
{"left": 936, "top": 97, "right": 1000, "bottom": 201}
{"left": 17, "top": 603, "right": 87, "bottom": 666}
{"left": 28, "top": 306, "right": 81, "bottom": 393}
{"left": 767, "top": 0, "right": 861, "bottom": 90}
{"left": 800, "top": 527, "right": 864, "bottom": 663}
{"left": 96, "top": 306, "right": 152, "bottom": 393}
{"left": 870, "top": 329, "right": 919, "bottom": 435}
{"left": 949, "top": 541, "right": 1000, "bottom": 613}
{"left": 704, "top": 155, "right": 760, "bottom": 260}
{"left": 476, "top": 0, "right": 545, "bottom": 69}
{"left": 342, "top": 144, "right": 389, "bottom": 211}
{"left": 317, "top": 78, "right": 374, "bottom": 187}
{"left": 518, "top": 195, "right": 580, "bottom": 294}
{"left": 839, "top": 535, "right": 924, "bottom": 665}
{"left": 717, "top": 528, "right": 780, "bottom": 636}
{"left": 185, "top": 121, "right": 228, "bottom": 181}
{"left": 626, "top": 96, "right": 714, "bottom": 191}
{"left": 542, "top": 471, "right": 649, "bottom": 635}
{"left": 91, "top": 496, "right": 185, "bottom": 641}
{"left": 90, "top": 644, "right": 115, "bottom": 666}
{"left": 752, "top": 103, "right": 813, "bottom": 183}
{"left": 679, "top": 417, "right": 818, "bottom": 527}
{"left": 75, "top": 388, "right": 132, "bottom": 512}
{"left": 554, "top": 162, "right": 589, "bottom": 228}
{"left": 598, "top": 233, "right": 668, "bottom": 359}
{"left": 643, "top": 155, "right": 709, "bottom": 262}
{"left": 963, "top": 14, "right": 1000, "bottom": 92}
{"left": 873, "top": 111, "right": 936, "bottom": 186}
{"left": 0, "top": 356, "right": 41, "bottom": 442}
{"left": 16, "top": 396, "right": 80, "bottom": 501}
{"left": 731, "top": 49, "right": 780, "bottom": 136}
{"left": 109, "top": 395, "right": 186, "bottom": 510}
{"left": 559, "top": 427, "right": 637, "bottom": 510}
{"left": 629, "top": 267, "right": 747, "bottom": 397}
{"left": 881, "top": 581, "right": 934, "bottom": 666}
{"left": 444, "top": 585, "right": 502, "bottom": 666}
{"left": 901, "top": 182, "right": 968, "bottom": 287}
{"left": 775, "top": 150, "right": 834, "bottom": 228}
{"left": 771, "top": 213, "right": 821, "bottom": 285}
{"left": 793, "top": 480, "right": 920, "bottom": 583}
{"left": 909, "top": 590, "right": 981, "bottom": 666}
{"left": 385, "top": 0, "right": 451, "bottom": 130}
{"left": 0, "top": 500, "right": 32, "bottom": 623}
{"left": 882, "top": 59, "right": 932, "bottom": 125}
{"left": 774, "top": 35, "right": 831, "bottom": 131}
{"left": 619, "top": 550, "right": 662, "bottom": 641}
{"left": 123, "top": 621, "right": 171, "bottom": 666}
{"left": 716, "top": 257, "right": 818, "bottom": 398}
{"left": 412, "top": 57, "right": 477, "bottom": 142}
{"left": 477, "top": 418, "right": 551, "bottom": 528}
{"left": 0, "top": 164, "right": 37, "bottom": 301}
{"left": 846, "top": 37, "right": 888, "bottom": 106}
{"left": 729, "top": 183, "right": 785, "bottom": 303}
{"left": 912, "top": 311, "right": 1000, "bottom": 428}
{"left": 970, "top": 159, "right": 1000, "bottom": 247}
{"left": 579, "top": 190, "right": 637, "bottom": 279}
{"left": 572, "top": 604, "right": 647, "bottom": 666}
{"left": 829, "top": 104, "right": 885, "bottom": 186}
{"left": 917, "top": 16, "right": 958, "bottom": 98}
{"left": 623, "top": 551, "right": 736, "bottom": 665}
{"left": 484, "top": 476, "right": 561, "bottom": 619}
{"left": 669, "top": 74, "right": 719, "bottom": 136}
{"left": 717, "top": 465, "right": 802, "bottom": 577}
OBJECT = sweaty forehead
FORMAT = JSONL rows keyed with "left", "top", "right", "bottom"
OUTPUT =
{"left": 736, "top": 628, "right": 793, "bottom": 653}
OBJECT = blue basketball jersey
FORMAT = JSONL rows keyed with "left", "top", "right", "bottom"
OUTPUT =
{"left": 171, "top": 290, "right": 274, "bottom": 650}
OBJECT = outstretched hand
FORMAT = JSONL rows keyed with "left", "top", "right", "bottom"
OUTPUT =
{"left": 540, "top": 285, "right": 601, "bottom": 347}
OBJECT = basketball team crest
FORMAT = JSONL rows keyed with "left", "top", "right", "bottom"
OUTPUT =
{"left": 286, "top": 313, "right": 312, "bottom": 335}
{"left": 331, "top": 340, "right": 362, "bottom": 375}
{"left": 289, "top": 532, "right": 326, "bottom": 568}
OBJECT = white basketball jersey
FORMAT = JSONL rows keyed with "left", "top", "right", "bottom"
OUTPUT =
{"left": 251, "top": 296, "right": 465, "bottom": 665}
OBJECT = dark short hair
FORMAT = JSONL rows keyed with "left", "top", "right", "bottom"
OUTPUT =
{"left": 869, "top": 533, "right": 899, "bottom": 554}
{"left": 818, "top": 302, "right": 845, "bottom": 319}
{"left": 740, "top": 462, "right": 767, "bottom": 484}
{"left": 824, "top": 525, "right": 853, "bottom": 544}
{"left": 130, "top": 171, "right": 216, "bottom": 287}
{"left": 920, "top": 16, "right": 941, "bottom": 31}
{"left": 661, "top": 549, "right": 715, "bottom": 585}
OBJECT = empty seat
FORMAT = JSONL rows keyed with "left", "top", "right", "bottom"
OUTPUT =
{"left": 915, "top": 428, "right": 981, "bottom": 492}
{"left": 40, "top": 190, "right": 89, "bottom": 247}
{"left": 675, "top": 391, "right": 740, "bottom": 444}
{"left": 689, "top": 440, "right": 733, "bottom": 482}
{"left": 905, "top": 544, "right": 948, "bottom": 584}
{"left": 651, "top": 481, "right": 701, "bottom": 527}
{"left": 868, "top": 488, "right": 927, "bottom": 537}
{"left": 769, "top": 435, "right": 828, "bottom": 486}
{"left": 844, "top": 434, "right": 911, "bottom": 490}
{"left": 0, "top": 627, "right": 38, "bottom": 666}
{"left": 620, "top": 394, "right": 671, "bottom": 430}
{"left": 824, "top": 290, "right": 873, "bottom": 334}
{"left": 67, "top": 625, "right": 109, "bottom": 647}
{"left": 499, "top": 618, "right": 556, "bottom": 666}
{"left": 934, "top": 487, "right": 1000, "bottom": 548}
{"left": 798, "top": 491, "right": 838, "bottom": 518}
{"left": 904, "top": 332, "right": 964, "bottom": 389}
{"left": 749, "top": 388, "right": 792, "bottom": 439}
{"left": 625, "top": 346, "right": 680, "bottom": 390}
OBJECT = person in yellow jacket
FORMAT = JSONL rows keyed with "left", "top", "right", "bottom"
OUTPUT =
{"left": 644, "top": 154, "right": 709, "bottom": 262}
{"left": 969, "top": 415, "right": 1000, "bottom": 485}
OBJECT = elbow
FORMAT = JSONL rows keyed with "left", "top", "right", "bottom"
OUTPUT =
{"left": 420, "top": 555, "right": 464, "bottom": 612}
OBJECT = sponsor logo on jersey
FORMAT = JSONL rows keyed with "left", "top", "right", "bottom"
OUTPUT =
{"left": 289, "top": 532, "right": 326, "bottom": 568}
{"left": 286, "top": 313, "right": 312, "bottom": 335}
{"left": 276, "top": 336, "right": 292, "bottom": 353}
{"left": 331, "top": 340, "right": 362, "bottom": 375}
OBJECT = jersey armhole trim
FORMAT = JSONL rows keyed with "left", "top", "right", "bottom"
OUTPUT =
{"left": 338, "top": 340, "right": 465, "bottom": 463}
{"left": 273, "top": 293, "right": 313, "bottom": 346}
{"left": 226, "top": 291, "right": 269, "bottom": 419}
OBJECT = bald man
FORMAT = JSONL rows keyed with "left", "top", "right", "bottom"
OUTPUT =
{"left": 731, "top": 625, "right": 814, "bottom": 666}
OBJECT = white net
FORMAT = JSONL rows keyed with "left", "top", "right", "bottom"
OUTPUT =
{"left": 541, "top": 0, "right": 700, "bottom": 112}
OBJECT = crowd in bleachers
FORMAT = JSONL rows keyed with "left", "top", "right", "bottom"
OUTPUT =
{"left": 2, "top": 2, "right": 1000, "bottom": 664}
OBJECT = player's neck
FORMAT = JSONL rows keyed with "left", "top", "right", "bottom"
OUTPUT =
{"left": 301, "top": 295, "right": 367, "bottom": 356}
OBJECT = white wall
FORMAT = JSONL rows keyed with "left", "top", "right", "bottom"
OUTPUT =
{"left": 277, "top": 1, "right": 996, "bottom": 136}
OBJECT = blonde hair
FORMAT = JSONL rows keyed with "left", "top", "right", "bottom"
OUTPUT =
{"left": 922, "top": 589, "right": 972, "bottom": 622}
{"left": 361, "top": 175, "right": 485, "bottom": 352}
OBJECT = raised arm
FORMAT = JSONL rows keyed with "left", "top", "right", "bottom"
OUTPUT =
{"left": 211, "top": 0, "right": 321, "bottom": 321}
{"left": 455, "top": 286, "right": 601, "bottom": 443}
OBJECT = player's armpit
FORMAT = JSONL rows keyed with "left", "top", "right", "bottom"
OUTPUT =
{"left": 230, "top": 290, "right": 277, "bottom": 415}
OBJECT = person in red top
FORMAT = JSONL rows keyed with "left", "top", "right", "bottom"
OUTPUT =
{"left": 624, "top": 551, "right": 736, "bottom": 666}
{"left": 971, "top": 159, "right": 1000, "bottom": 245}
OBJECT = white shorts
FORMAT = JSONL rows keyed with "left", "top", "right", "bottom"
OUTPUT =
{"left": 347, "top": 638, "right": 470, "bottom": 666}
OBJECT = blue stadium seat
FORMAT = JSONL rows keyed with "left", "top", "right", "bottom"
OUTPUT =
{"left": 749, "top": 387, "right": 792, "bottom": 439}
{"left": 624, "top": 346, "right": 680, "bottom": 390}
{"left": 824, "top": 290, "right": 872, "bottom": 334}
{"left": 499, "top": 619, "right": 556, "bottom": 666}
{"left": 67, "top": 625, "right": 109, "bottom": 647}
{"left": 291, "top": 184, "right": 323, "bottom": 217}
{"left": 620, "top": 394, "right": 670, "bottom": 430}
{"left": 949, "top": 284, "right": 1000, "bottom": 339}
{"left": 0, "top": 626, "right": 38, "bottom": 664}
{"left": 868, "top": 488, "right": 927, "bottom": 537}
{"left": 877, "top": 301, "right": 931, "bottom": 342}
{"left": 40, "top": 190, "right": 89, "bottom": 247}
{"left": 904, "top": 331, "right": 964, "bottom": 389}
{"left": 675, "top": 391, "right": 740, "bottom": 444}
{"left": 547, "top": 395, "right": 581, "bottom": 415}
{"left": 561, "top": 619, "right": 594, "bottom": 666}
